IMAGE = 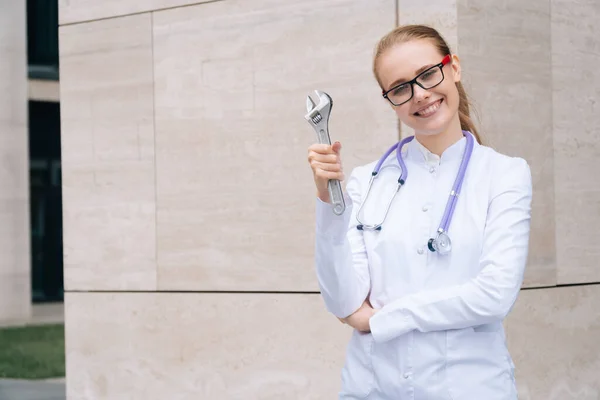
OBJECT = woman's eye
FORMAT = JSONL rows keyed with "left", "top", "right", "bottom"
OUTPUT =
{"left": 421, "top": 71, "right": 435, "bottom": 79}
{"left": 392, "top": 85, "right": 409, "bottom": 95}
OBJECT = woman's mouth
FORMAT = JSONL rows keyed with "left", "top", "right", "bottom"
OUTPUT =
{"left": 414, "top": 99, "right": 443, "bottom": 117}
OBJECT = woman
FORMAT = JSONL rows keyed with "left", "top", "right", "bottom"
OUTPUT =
{"left": 307, "top": 25, "right": 532, "bottom": 399}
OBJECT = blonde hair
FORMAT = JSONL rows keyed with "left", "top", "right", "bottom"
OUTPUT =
{"left": 373, "top": 25, "right": 482, "bottom": 144}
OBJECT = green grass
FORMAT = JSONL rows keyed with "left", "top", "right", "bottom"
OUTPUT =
{"left": 0, "top": 324, "right": 65, "bottom": 379}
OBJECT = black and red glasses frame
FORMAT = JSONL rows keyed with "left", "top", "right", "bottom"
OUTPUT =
{"left": 382, "top": 54, "right": 452, "bottom": 106}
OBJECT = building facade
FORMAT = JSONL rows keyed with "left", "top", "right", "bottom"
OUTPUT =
{"left": 0, "top": 0, "right": 62, "bottom": 325}
{"left": 2, "top": 0, "right": 600, "bottom": 399}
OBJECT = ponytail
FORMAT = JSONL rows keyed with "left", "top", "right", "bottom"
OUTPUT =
{"left": 456, "top": 81, "right": 482, "bottom": 144}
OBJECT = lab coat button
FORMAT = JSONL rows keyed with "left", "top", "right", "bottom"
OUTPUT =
{"left": 417, "top": 248, "right": 424, "bottom": 255}
{"left": 429, "top": 167, "right": 435, "bottom": 173}
{"left": 404, "top": 372, "right": 411, "bottom": 379}
{"left": 422, "top": 205, "right": 428, "bottom": 212}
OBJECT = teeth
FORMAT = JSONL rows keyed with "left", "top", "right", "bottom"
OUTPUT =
{"left": 417, "top": 100, "right": 441, "bottom": 117}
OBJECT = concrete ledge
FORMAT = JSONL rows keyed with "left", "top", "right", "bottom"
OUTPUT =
{"left": 28, "top": 79, "right": 60, "bottom": 102}
{"left": 0, "top": 303, "right": 64, "bottom": 328}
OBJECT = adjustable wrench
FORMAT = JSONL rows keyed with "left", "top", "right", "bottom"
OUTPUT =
{"left": 305, "top": 90, "right": 346, "bottom": 216}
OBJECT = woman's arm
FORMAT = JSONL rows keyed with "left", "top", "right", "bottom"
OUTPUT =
{"left": 368, "top": 158, "right": 532, "bottom": 343}
{"left": 314, "top": 166, "right": 371, "bottom": 319}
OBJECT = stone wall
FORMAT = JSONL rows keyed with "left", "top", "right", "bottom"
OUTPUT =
{"left": 0, "top": 0, "right": 31, "bottom": 324}
{"left": 59, "top": 0, "right": 600, "bottom": 398}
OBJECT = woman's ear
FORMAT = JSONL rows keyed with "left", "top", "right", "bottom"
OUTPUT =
{"left": 451, "top": 54, "right": 462, "bottom": 82}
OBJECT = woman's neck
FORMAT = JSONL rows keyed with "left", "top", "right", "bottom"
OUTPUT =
{"left": 414, "top": 117, "right": 464, "bottom": 157}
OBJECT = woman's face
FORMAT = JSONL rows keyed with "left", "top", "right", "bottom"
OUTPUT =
{"left": 377, "top": 39, "right": 462, "bottom": 137}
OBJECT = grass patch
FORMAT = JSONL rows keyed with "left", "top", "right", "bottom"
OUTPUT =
{"left": 0, "top": 324, "right": 65, "bottom": 379}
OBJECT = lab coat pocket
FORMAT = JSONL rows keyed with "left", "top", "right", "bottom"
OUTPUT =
{"left": 446, "top": 329, "right": 514, "bottom": 400}
{"left": 340, "top": 330, "right": 375, "bottom": 399}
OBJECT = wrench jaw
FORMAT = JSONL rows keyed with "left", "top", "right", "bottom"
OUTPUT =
{"left": 304, "top": 90, "right": 332, "bottom": 130}
{"left": 306, "top": 95, "right": 316, "bottom": 115}
{"left": 315, "top": 90, "right": 333, "bottom": 110}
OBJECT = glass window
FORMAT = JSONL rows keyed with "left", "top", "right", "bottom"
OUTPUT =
{"left": 27, "top": 0, "right": 59, "bottom": 80}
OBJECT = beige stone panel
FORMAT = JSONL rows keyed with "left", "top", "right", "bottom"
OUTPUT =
{"left": 0, "top": 0, "right": 31, "bottom": 322}
{"left": 59, "top": 14, "right": 157, "bottom": 291}
{"left": 0, "top": 274, "right": 30, "bottom": 323}
{"left": 0, "top": 0, "right": 27, "bottom": 124}
{"left": 0, "top": 198, "right": 31, "bottom": 274}
{"left": 65, "top": 292, "right": 349, "bottom": 399}
{"left": 397, "top": 0, "right": 458, "bottom": 53}
{"left": 59, "top": 0, "right": 217, "bottom": 26}
{"left": 552, "top": 0, "right": 600, "bottom": 284}
{"left": 0, "top": 123, "right": 29, "bottom": 202}
{"left": 0, "top": 4, "right": 29, "bottom": 201}
{"left": 458, "top": 0, "right": 556, "bottom": 287}
{"left": 0, "top": 196, "right": 31, "bottom": 323}
{"left": 153, "top": 0, "right": 398, "bottom": 291}
{"left": 506, "top": 285, "right": 600, "bottom": 399}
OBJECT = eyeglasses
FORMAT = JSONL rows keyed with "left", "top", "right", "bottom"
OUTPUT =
{"left": 382, "top": 55, "right": 451, "bottom": 106}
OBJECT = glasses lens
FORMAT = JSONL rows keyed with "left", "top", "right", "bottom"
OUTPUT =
{"left": 417, "top": 66, "right": 443, "bottom": 89}
{"left": 387, "top": 83, "right": 412, "bottom": 105}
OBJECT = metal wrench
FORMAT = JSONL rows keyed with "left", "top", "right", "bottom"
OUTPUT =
{"left": 305, "top": 90, "right": 346, "bottom": 216}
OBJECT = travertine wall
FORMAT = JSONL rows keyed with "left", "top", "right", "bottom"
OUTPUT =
{"left": 60, "top": 0, "right": 600, "bottom": 399}
{"left": 0, "top": 0, "right": 31, "bottom": 323}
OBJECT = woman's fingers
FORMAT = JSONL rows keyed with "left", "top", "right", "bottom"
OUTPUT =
{"left": 311, "top": 160, "right": 342, "bottom": 172}
{"left": 307, "top": 142, "right": 344, "bottom": 202}
{"left": 314, "top": 168, "right": 345, "bottom": 181}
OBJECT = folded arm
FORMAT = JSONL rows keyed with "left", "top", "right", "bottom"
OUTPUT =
{"left": 369, "top": 158, "right": 533, "bottom": 343}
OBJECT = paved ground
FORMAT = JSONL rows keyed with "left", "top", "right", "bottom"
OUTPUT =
{"left": 0, "top": 379, "right": 65, "bottom": 400}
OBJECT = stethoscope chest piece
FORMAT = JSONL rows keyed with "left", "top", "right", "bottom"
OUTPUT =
{"left": 428, "top": 231, "right": 452, "bottom": 255}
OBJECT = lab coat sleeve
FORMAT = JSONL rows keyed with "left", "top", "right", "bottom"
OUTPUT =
{"left": 369, "top": 157, "right": 532, "bottom": 343}
{"left": 314, "top": 166, "right": 370, "bottom": 318}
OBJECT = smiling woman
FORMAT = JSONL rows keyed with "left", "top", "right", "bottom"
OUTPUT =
{"left": 374, "top": 25, "right": 482, "bottom": 154}
{"left": 306, "top": 24, "right": 532, "bottom": 400}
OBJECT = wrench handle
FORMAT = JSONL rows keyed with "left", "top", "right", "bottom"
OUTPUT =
{"left": 328, "top": 179, "right": 346, "bottom": 216}
{"left": 316, "top": 128, "right": 346, "bottom": 216}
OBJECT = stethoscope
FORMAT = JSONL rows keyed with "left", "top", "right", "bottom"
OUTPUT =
{"left": 356, "top": 131, "right": 474, "bottom": 255}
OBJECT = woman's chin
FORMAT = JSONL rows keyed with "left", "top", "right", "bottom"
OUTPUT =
{"left": 407, "top": 113, "right": 450, "bottom": 136}
{"left": 410, "top": 119, "right": 450, "bottom": 136}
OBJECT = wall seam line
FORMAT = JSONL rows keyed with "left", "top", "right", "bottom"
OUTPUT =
{"left": 549, "top": 0, "right": 560, "bottom": 287}
{"left": 63, "top": 281, "right": 600, "bottom": 295}
{"left": 58, "top": 0, "right": 225, "bottom": 27}
{"left": 150, "top": 11, "right": 159, "bottom": 292}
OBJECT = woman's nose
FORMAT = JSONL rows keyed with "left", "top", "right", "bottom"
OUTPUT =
{"left": 412, "top": 84, "right": 430, "bottom": 102}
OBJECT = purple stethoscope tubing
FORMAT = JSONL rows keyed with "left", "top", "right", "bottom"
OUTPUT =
{"left": 355, "top": 135, "right": 414, "bottom": 231}
{"left": 438, "top": 131, "right": 474, "bottom": 233}
{"left": 356, "top": 131, "right": 474, "bottom": 254}
{"left": 373, "top": 135, "right": 415, "bottom": 184}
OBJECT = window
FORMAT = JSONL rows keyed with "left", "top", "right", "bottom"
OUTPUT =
{"left": 27, "top": 0, "right": 59, "bottom": 80}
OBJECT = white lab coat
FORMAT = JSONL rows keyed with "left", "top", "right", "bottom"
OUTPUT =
{"left": 314, "top": 132, "right": 532, "bottom": 400}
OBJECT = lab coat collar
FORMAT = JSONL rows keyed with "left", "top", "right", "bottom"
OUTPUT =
{"left": 406, "top": 131, "right": 473, "bottom": 165}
